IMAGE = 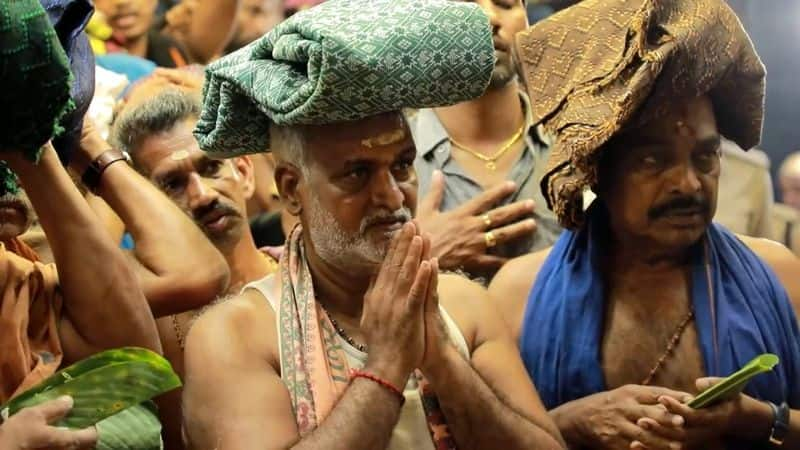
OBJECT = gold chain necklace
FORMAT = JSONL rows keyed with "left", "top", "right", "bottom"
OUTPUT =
{"left": 449, "top": 121, "right": 526, "bottom": 171}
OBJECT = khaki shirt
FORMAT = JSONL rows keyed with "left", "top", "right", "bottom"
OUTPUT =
{"left": 772, "top": 203, "right": 800, "bottom": 255}
{"left": 715, "top": 139, "right": 774, "bottom": 238}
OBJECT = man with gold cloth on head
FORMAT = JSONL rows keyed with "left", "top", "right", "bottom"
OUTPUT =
{"left": 491, "top": 0, "right": 800, "bottom": 448}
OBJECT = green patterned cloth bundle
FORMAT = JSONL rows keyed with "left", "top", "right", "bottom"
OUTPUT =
{"left": 0, "top": 0, "right": 75, "bottom": 192}
{"left": 194, "top": 0, "right": 496, "bottom": 157}
{"left": 0, "top": 0, "right": 74, "bottom": 156}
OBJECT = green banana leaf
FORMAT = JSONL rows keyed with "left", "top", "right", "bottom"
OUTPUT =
{"left": 96, "top": 402, "right": 163, "bottom": 450}
{"left": 0, "top": 347, "right": 181, "bottom": 429}
{"left": 688, "top": 353, "right": 779, "bottom": 409}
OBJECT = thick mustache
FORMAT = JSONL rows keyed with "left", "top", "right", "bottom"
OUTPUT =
{"left": 359, "top": 209, "right": 412, "bottom": 233}
{"left": 193, "top": 201, "right": 239, "bottom": 223}
{"left": 648, "top": 196, "right": 710, "bottom": 220}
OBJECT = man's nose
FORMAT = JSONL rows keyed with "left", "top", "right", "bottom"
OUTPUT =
{"left": 370, "top": 169, "right": 405, "bottom": 212}
{"left": 670, "top": 164, "right": 703, "bottom": 196}
{"left": 186, "top": 174, "right": 217, "bottom": 210}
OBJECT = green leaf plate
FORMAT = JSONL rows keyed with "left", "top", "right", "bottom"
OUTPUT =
{"left": 0, "top": 347, "right": 181, "bottom": 428}
{"left": 688, "top": 353, "right": 779, "bottom": 409}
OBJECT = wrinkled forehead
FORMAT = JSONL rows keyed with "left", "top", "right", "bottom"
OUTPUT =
{"left": 136, "top": 122, "right": 206, "bottom": 176}
{"left": 608, "top": 96, "right": 719, "bottom": 153}
{"left": 303, "top": 112, "right": 416, "bottom": 167}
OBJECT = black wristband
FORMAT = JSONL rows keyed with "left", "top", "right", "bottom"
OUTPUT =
{"left": 768, "top": 401, "right": 790, "bottom": 446}
{"left": 81, "top": 149, "right": 130, "bottom": 192}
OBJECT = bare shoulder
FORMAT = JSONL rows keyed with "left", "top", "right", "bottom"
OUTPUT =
{"left": 738, "top": 235, "right": 800, "bottom": 312}
{"left": 182, "top": 291, "right": 298, "bottom": 448}
{"left": 186, "top": 288, "right": 278, "bottom": 368}
{"left": 488, "top": 248, "right": 552, "bottom": 343}
{"left": 437, "top": 272, "right": 492, "bottom": 350}
{"left": 490, "top": 248, "right": 552, "bottom": 299}
{"left": 438, "top": 272, "right": 488, "bottom": 304}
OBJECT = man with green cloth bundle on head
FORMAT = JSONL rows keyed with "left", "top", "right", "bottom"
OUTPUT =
{"left": 491, "top": 0, "right": 800, "bottom": 448}
{"left": 181, "top": 1, "right": 565, "bottom": 449}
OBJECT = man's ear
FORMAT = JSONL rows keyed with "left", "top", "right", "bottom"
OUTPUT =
{"left": 274, "top": 162, "right": 303, "bottom": 216}
{"left": 233, "top": 156, "right": 256, "bottom": 199}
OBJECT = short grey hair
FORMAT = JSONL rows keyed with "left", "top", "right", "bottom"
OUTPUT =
{"left": 269, "top": 124, "right": 308, "bottom": 173}
{"left": 112, "top": 89, "right": 202, "bottom": 161}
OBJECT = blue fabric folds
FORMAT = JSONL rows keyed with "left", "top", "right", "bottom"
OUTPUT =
{"left": 521, "top": 205, "right": 800, "bottom": 415}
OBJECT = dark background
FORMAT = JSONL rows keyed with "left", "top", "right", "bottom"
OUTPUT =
{"left": 728, "top": 0, "right": 800, "bottom": 200}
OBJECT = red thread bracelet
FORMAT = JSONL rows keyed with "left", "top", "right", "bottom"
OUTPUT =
{"left": 350, "top": 369, "right": 405, "bottom": 406}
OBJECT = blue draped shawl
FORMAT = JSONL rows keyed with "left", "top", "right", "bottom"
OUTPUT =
{"left": 521, "top": 206, "right": 800, "bottom": 416}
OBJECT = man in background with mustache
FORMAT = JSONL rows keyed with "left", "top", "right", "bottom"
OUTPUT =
{"left": 111, "top": 87, "right": 279, "bottom": 449}
{"left": 113, "top": 88, "right": 278, "bottom": 296}
{"left": 491, "top": 0, "right": 800, "bottom": 448}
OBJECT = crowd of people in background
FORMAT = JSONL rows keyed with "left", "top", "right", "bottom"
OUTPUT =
{"left": 1, "top": 0, "right": 800, "bottom": 449}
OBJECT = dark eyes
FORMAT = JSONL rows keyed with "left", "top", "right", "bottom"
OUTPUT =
{"left": 692, "top": 148, "right": 721, "bottom": 172}
{"left": 159, "top": 177, "right": 185, "bottom": 194}
{"left": 199, "top": 161, "right": 225, "bottom": 177}
{"left": 493, "top": 0, "right": 515, "bottom": 10}
{"left": 635, "top": 147, "right": 720, "bottom": 173}
{"left": 342, "top": 159, "right": 415, "bottom": 184}
{"left": 345, "top": 166, "right": 370, "bottom": 181}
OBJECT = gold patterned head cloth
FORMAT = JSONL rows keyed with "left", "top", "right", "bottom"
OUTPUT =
{"left": 515, "top": 0, "right": 766, "bottom": 229}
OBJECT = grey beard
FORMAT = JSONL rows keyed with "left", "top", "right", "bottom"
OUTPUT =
{"left": 305, "top": 193, "right": 411, "bottom": 274}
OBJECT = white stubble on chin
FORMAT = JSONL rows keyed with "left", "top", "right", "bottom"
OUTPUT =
{"left": 306, "top": 193, "right": 386, "bottom": 271}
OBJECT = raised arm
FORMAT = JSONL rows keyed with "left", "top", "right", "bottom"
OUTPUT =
{"left": 75, "top": 120, "right": 229, "bottom": 317}
{"left": 4, "top": 144, "right": 160, "bottom": 361}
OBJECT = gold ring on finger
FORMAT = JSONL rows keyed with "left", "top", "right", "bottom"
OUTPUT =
{"left": 481, "top": 213, "right": 492, "bottom": 228}
{"left": 484, "top": 231, "right": 497, "bottom": 248}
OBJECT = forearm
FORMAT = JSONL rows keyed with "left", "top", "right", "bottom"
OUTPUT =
{"left": 96, "top": 161, "right": 229, "bottom": 316}
{"left": 289, "top": 377, "right": 402, "bottom": 450}
{"left": 423, "top": 346, "right": 563, "bottom": 450}
{"left": 10, "top": 147, "right": 159, "bottom": 351}
{"left": 549, "top": 399, "right": 591, "bottom": 449}
{"left": 85, "top": 193, "right": 125, "bottom": 246}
